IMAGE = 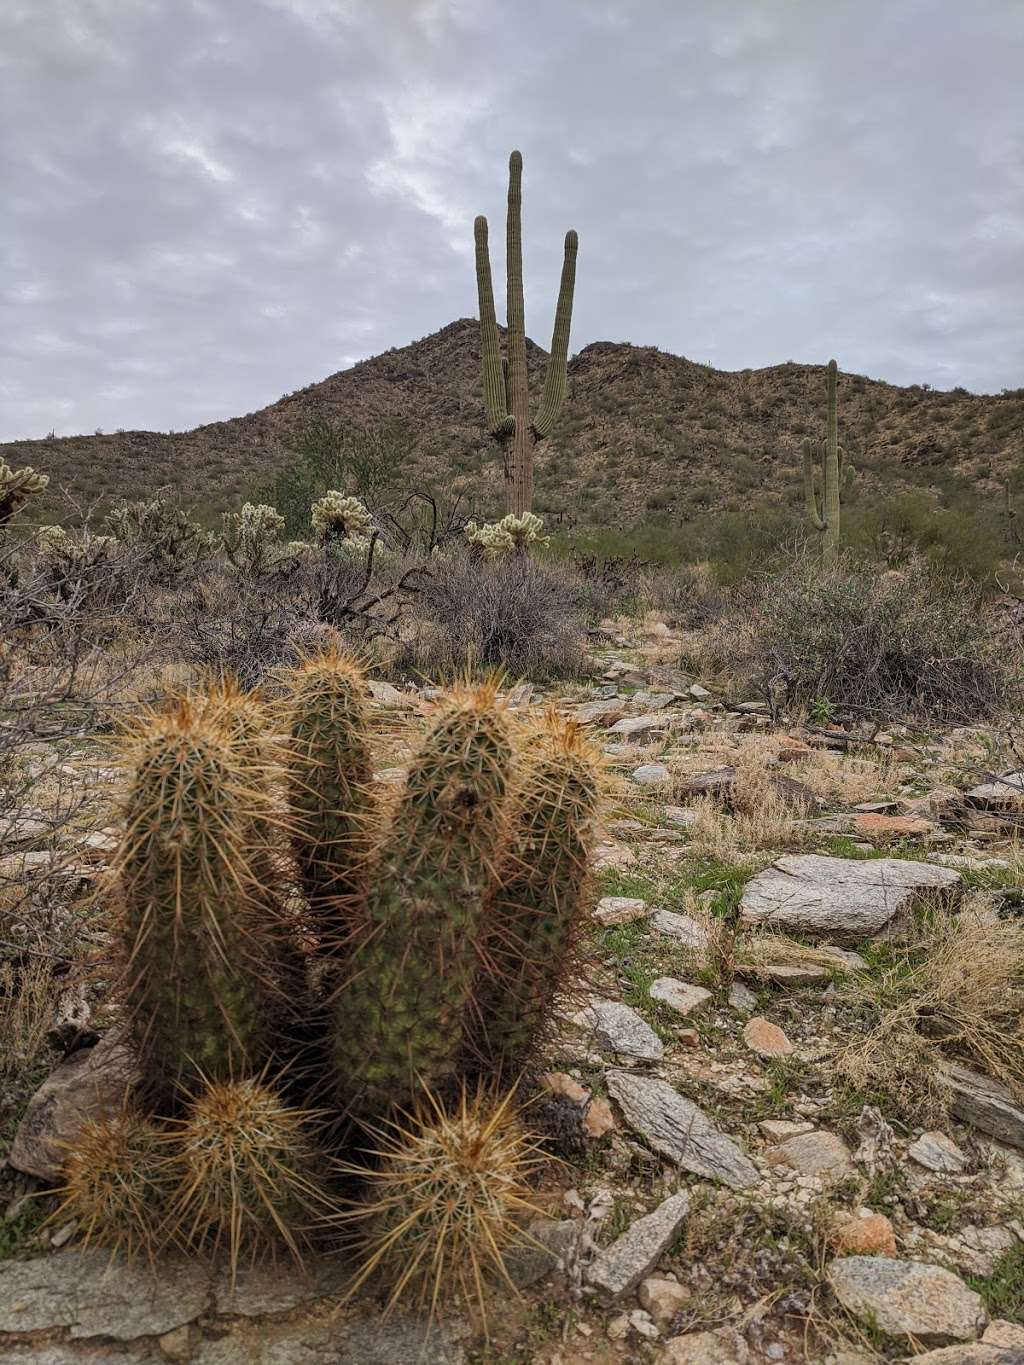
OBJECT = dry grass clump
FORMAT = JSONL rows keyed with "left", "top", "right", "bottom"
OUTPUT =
{"left": 788, "top": 747, "right": 899, "bottom": 806}
{"left": 838, "top": 909, "right": 1024, "bottom": 1123}
{"left": 0, "top": 957, "right": 58, "bottom": 1081}
{"left": 335, "top": 1086, "right": 547, "bottom": 1321}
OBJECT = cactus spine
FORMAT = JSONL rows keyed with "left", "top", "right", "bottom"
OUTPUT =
{"left": 115, "top": 701, "right": 275, "bottom": 1105}
{"left": 468, "top": 716, "right": 600, "bottom": 1079}
{"left": 475, "top": 151, "right": 579, "bottom": 516}
{"left": 283, "top": 652, "right": 377, "bottom": 956}
{"left": 803, "top": 358, "right": 844, "bottom": 560}
{"left": 330, "top": 684, "right": 512, "bottom": 1114}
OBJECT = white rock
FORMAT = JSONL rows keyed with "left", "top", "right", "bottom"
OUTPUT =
{"left": 649, "top": 978, "right": 712, "bottom": 1017}
{"left": 587, "top": 1191, "right": 690, "bottom": 1296}
{"left": 740, "top": 854, "right": 962, "bottom": 939}
{"left": 650, "top": 908, "right": 709, "bottom": 949}
{"left": 574, "top": 1000, "right": 664, "bottom": 1062}
{"left": 608, "top": 714, "right": 669, "bottom": 738}
{"left": 594, "top": 896, "right": 648, "bottom": 927}
{"left": 828, "top": 1256, "right": 987, "bottom": 1343}
{"left": 632, "top": 762, "right": 671, "bottom": 787}
{"left": 908, "top": 1131, "right": 969, "bottom": 1174}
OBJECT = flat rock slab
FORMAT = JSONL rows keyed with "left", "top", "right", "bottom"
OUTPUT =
{"left": 587, "top": 1191, "right": 690, "bottom": 1297}
{"left": 594, "top": 895, "right": 648, "bottom": 926}
{"left": 767, "top": 1131, "right": 855, "bottom": 1181}
{"left": 608, "top": 714, "right": 669, "bottom": 738}
{"left": 575, "top": 1000, "right": 664, "bottom": 1061}
{"left": 908, "top": 1130, "right": 969, "bottom": 1174}
{"left": 939, "top": 1065, "right": 1024, "bottom": 1150}
{"left": 901, "top": 1348, "right": 1023, "bottom": 1364}
{"left": 8, "top": 1033, "right": 140, "bottom": 1180}
{"left": 632, "top": 762, "right": 671, "bottom": 787}
{"left": 650, "top": 908, "right": 709, "bottom": 948}
{"left": 0, "top": 1249, "right": 210, "bottom": 1340}
{"left": 828, "top": 1255, "right": 987, "bottom": 1344}
{"left": 740, "top": 854, "right": 961, "bottom": 940}
{"left": 964, "top": 773, "right": 1024, "bottom": 810}
{"left": 193, "top": 1314, "right": 464, "bottom": 1365}
{"left": 650, "top": 978, "right": 713, "bottom": 1017}
{"left": 605, "top": 1070, "right": 758, "bottom": 1189}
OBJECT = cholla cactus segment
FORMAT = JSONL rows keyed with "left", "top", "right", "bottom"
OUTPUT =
{"left": 0, "top": 459, "right": 49, "bottom": 528}
{"left": 465, "top": 513, "right": 547, "bottom": 558}
{"left": 221, "top": 502, "right": 287, "bottom": 574}
{"left": 310, "top": 492, "right": 374, "bottom": 544}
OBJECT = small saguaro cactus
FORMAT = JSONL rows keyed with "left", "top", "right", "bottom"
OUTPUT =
{"left": 803, "top": 358, "right": 851, "bottom": 560}
{"left": 475, "top": 151, "right": 579, "bottom": 517}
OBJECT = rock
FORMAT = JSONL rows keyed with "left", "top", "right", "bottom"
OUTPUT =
{"left": 0, "top": 1248, "right": 209, "bottom": 1340}
{"left": 592, "top": 840, "right": 637, "bottom": 871}
{"left": 768, "top": 1131, "right": 855, "bottom": 1181}
{"left": 740, "top": 854, "right": 962, "bottom": 940}
{"left": 632, "top": 762, "right": 671, "bottom": 787}
{"left": 606, "top": 1070, "right": 758, "bottom": 1189}
{"left": 728, "top": 981, "right": 758, "bottom": 1014}
{"left": 852, "top": 813, "right": 935, "bottom": 840}
{"left": 737, "top": 960, "right": 830, "bottom": 985}
{"left": 908, "top": 1131, "right": 969, "bottom": 1173}
{"left": 896, "top": 1349, "right": 1020, "bottom": 1363}
{"left": 594, "top": 895, "right": 649, "bottom": 926}
{"left": 632, "top": 691, "right": 677, "bottom": 712}
{"left": 828, "top": 1255, "right": 987, "bottom": 1344}
{"left": 334, "top": 1314, "right": 465, "bottom": 1364}
{"left": 158, "top": 1325, "right": 195, "bottom": 1362}
{"left": 638, "top": 1275, "right": 692, "bottom": 1323}
{"left": 608, "top": 714, "right": 669, "bottom": 739}
{"left": 542, "top": 1071, "right": 590, "bottom": 1103}
{"left": 585, "top": 1097, "right": 616, "bottom": 1137}
{"left": 663, "top": 805, "right": 701, "bottom": 828}
{"left": 689, "top": 684, "right": 712, "bottom": 700}
{"left": 212, "top": 1261, "right": 343, "bottom": 1316}
{"left": 573, "top": 700, "right": 624, "bottom": 724}
{"left": 759, "top": 1119, "right": 815, "bottom": 1139}
{"left": 742, "top": 1017, "right": 794, "bottom": 1057}
{"left": 662, "top": 1329, "right": 749, "bottom": 1363}
{"left": 650, "top": 908, "right": 709, "bottom": 948}
{"left": 8, "top": 1032, "right": 140, "bottom": 1180}
{"left": 0, "top": 815, "right": 50, "bottom": 845}
{"left": 983, "top": 1320, "right": 1024, "bottom": 1347}
{"left": 650, "top": 978, "right": 713, "bottom": 1017}
{"left": 834, "top": 1213, "right": 898, "bottom": 1256}
{"left": 574, "top": 1000, "right": 664, "bottom": 1062}
{"left": 734, "top": 701, "right": 768, "bottom": 713}
{"left": 964, "top": 773, "right": 1024, "bottom": 810}
{"left": 505, "top": 1218, "right": 579, "bottom": 1288}
{"left": 939, "top": 1065, "right": 1024, "bottom": 1149}
{"left": 367, "top": 679, "right": 413, "bottom": 708}
{"left": 587, "top": 1191, "right": 690, "bottom": 1296}
{"left": 675, "top": 766, "right": 737, "bottom": 801}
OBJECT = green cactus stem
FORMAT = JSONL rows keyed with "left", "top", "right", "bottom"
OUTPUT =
{"left": 330, "top": 683, "right": 512, "bottom": 1116}
{"left": 467, "top": 714, "right": 600, "bottom": 1079}
{"left": 803, "top": 358, "right": 844, "bottom": 560}
{"left": 475, "top": 151, "right": 579, "bottom": 516}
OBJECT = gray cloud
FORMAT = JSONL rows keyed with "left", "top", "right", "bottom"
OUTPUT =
{"left": 1, "top": 0, "right": 1021, "bottom": 440}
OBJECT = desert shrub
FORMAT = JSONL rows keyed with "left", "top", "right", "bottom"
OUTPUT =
{"left": 843, "top": 488, "right": 1008, "bottom": 582}
{"left": 568, "top": 551, "right": 648, "bottom": 621}
{"left": 405, "top": 549, "right": 586, "bottom": 680}
{"left": 729, "top": 551, "right": 1019, "bottom": 721}
{"left": 105, "top": 495, "right": 216, "bottom": 585}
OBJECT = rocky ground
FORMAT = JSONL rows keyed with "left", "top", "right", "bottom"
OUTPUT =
{"left": 3, "top": 619, "right": 1024, "bottom": 1363}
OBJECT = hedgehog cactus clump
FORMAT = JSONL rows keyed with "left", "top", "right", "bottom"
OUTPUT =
{"left": 468, "top": 714, "right": 601, "bottom": 1080}
{"left": 475, "top": 151, "right": 578, "bottom": 516}
{"left": 0, "top": 458, "right": 49, "bottom": 529}
{"left": 310, "top": 492, "right": 374, "bottom": 546}
{"left": 330, "top": 683, "right": 513, "bottom": 1114}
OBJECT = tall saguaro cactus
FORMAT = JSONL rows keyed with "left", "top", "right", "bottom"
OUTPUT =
{"left": 803, "top": 358, "right": 844, "bottom": 560}
{"left": 475, "top": 151, "right": 578, "bottom": 516}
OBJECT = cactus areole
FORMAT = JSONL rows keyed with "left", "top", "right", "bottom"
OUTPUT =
{"left": 475, "top": 150, "right": 578, "bottom": 516}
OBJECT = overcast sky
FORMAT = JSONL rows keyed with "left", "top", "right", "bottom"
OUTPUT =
{"left": 2, "top": 0, "right": 1022, "bottom": 441}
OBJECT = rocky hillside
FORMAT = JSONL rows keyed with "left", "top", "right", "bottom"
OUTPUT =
{"left": 5, "top": 319, "right": 1023, "bottom": 526}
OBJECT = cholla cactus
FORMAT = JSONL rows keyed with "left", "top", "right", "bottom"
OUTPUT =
{"left": 105, "top": 497, "right": 216, "bottom": 583}
{"left": 36, "top": 525, "right": 120, "bottom": 606}
{"left": 221, "top": 502, "right": 287, "bottom": 575}
{"left": 465, "top": 513, "right": 548, "bottom": 559}
{"left": 310, "top": 492, "right": 374, "bottom": 545}
{"left": 0, "top": 459, "right": 49, "bottom": 529}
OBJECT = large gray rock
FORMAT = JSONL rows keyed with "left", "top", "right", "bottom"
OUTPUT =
{"left": 0, "top": 1248, "right": 210, "bottom": 1340}
{"left": 574, "top": 1000, "right": 664, "bottom": 1061}
{"left": 740, "top": 854, "right": 961, "bottom": 939}
{"left": 8, "top": 1032, "right": 139, "bottom": 1179}
{"left": 605, "top": 1070, "right": 758, "bottom": 1189}
{"left": 939, "top": 1065, "right": 1024, "bottom": 1149}
{"left": 828, "top": 1256, "right": 987, "bottom": 1344}
{"left": 650, "top": 908, "right": 709, "bottom": 948}
{"left": 587, "top": 1191, "right": 690, "bottom": 1296}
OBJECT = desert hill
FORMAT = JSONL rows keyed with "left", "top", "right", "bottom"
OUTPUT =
{"left": 4, "top": 318, "right": 1022, "bottom": 527}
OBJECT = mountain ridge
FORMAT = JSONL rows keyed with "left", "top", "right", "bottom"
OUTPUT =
{"left": 5, "top": 318, "right": 1022, "bottom": 526}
